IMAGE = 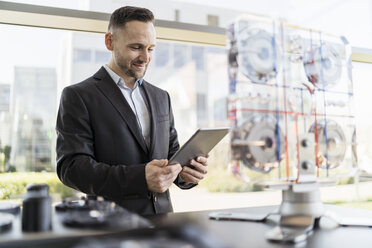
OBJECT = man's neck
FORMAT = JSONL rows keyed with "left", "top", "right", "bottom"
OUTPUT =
{"left": 107, "top": 62, "right": 136, "bottom": 90}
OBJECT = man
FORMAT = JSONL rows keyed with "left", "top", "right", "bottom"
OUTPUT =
{"left": 56, "top": 6, "right": 208, "bottom": 215}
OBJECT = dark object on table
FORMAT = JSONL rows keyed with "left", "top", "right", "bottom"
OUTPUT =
{"left": 0, "top": 201, "right": 20, "bottom": 215}
{"left": 22, "top": 183, "right": 52, "bottom": 232}
{"left": 55, "top": 197, "right": 152, "bottom": 230}
{"left": 0, "top": 212, "right": 14, "bottom": 233}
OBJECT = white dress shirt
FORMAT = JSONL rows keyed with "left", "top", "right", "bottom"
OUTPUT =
{"left": 103, "top": 65, "right": 151, "bottom": 148}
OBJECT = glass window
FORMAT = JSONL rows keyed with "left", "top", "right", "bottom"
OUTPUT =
{"left": 5, "top": 0, "right": 372, "bottom": 49}
{"left": 146, "top": 40, "right": 228, "bottom": 143}
{"left": 196, "top": 93, "right": 208, "bottom": 126}
{"left": 154, "top": 42, "right": 170, "bottom": 67}
{"left": 353, "top": 62, "right": 372, "bottom": 173}
{"left": 2, "top": 5, "right": 372, "bottom": 213}
{"left": 94, "top": 50, "right": 111, "bottom": 64}
{"left": 213, "top": 97, "right": 227, "bottom": 122}
{"left": 0, "top": 24, "right": 228, "bottom": 176}
{"left": 73, "top": 49, "right": 91, "bottom": 62}
{"left": 0, "top": 84, "right": 10, "bottom": 112}
{"left": 0, "top": 25, "right": 104, "bottom": 199}
{"left": 0, "top": 19, "right": 233, "bottom": 206}
{"left": 0, "top": 24, "right": 231, "bottom": 207}
{"left": 191, "top": 46, "right": 204, "bottom": 70}
{"left": 173, "top": 44, "right": 188, "bottom": 69}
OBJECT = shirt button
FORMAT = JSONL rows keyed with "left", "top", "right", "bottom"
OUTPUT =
{"left": 154, "top": 196, "right": 157, "bottom": 202}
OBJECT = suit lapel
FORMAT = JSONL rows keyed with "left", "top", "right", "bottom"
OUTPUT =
{"left": 141, "top": 81, "right": 157, "bottom": 156}
{"left": 93, "top": 67, "right": 148, "bottom": 154}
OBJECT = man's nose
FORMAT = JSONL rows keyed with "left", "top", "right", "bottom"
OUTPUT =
{"left": 139, "top": 50, "right": 150, "bottom": 62}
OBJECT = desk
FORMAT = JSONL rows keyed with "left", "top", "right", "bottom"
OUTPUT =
{"left": 150, "top": 205, "right": 372, "bottom": 248}
{"left": 1, "top": 205, "right": 372, "bottom": 247}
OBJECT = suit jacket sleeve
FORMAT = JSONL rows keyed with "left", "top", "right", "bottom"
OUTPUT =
{"left": 167, "top": 92, "right": 180, "bottom": 159}
{"left": 166, "top": 93, "right": 196, "bottom": 190}
{"left": 56, "top": 86, "right": 149, "bottom": 200}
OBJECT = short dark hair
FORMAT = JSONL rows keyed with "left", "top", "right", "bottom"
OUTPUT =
{"left": 108, "top": 6, "right": 154, "bottom": 31}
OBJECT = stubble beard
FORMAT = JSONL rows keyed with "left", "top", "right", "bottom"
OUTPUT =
{"left": 117, "top": 60, "right": 147, "bottom": 80}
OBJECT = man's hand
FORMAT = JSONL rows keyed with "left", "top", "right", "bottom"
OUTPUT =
{"left": 145, "top": 159, "right": 182, "bottom": 193}
{"left": 180, "top": 155, "right": 208, "bottom": 184}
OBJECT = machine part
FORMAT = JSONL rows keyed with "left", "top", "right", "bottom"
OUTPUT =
{"left": 228, "top": 35, "right": 238, "bottom": 83}
{"left": 287, "top": 34, "right": 304, "bottom": 63}
{"left": 26, "top": 183, "right": 49, "bottom": 196}
{"left": 297, "top": 134, "right": 317, "bottom": 183}
{"left": 210, "top": 181, "right": 372, "bottom": 244}
{"left": 209, "top": 211, "right": 269, "bottom": 222}
{"left": 236, "top": 28, "right": 280, "bottom": 84}
{"left": 55, "top": 198, "right": 91, "bottom": 212}
{"left": 278, "top": 184, "right": 325, "bottom": 218}
{"left": 22, "top": 184, "right": 52, "bottom": 232}
{"left": 303, "top": 43, "right": 342, "bottom": 89}
{"left": 309, "top": 119, "right": 346, "bottom": 169}
{"left": 0, "top": 212, "right": 13, "bottom": 232}
{"left": 236, "top": 115, "right": 284, "bottom": 173}
{"left": 265, "top": 225, "right": 312, "bottom": 244}
{"left": 286, "top": 88, "right": 313, "bottom": 114}
{"left": 0, "top": 201, "right": 20, "bottom": 215}
{"left": 56, "top": 198, "right": 152, "bottom": 229}
{"left": 58, "top": 199, "right": 128, "bottom": 227}
{"left": 352, "top": 128, "right": 357, "bottom": 166}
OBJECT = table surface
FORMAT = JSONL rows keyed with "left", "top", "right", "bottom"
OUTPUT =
{"left": 151, "top": 205, "right": 372, "bottom": 248}
{"left": 1, "top": 204, "right": 372, "bottom": 248}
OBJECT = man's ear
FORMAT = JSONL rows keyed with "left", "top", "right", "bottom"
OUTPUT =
{"left": 105, "top": 32, "right": 113, "bottom": 51}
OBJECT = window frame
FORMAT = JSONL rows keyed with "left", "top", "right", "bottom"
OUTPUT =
{"left": 1, "top": 1, "right": 371, "bottom": 63}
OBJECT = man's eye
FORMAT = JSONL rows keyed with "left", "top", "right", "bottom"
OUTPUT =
{"left": 131, "top": 46, "right": 141, "bottom": 50}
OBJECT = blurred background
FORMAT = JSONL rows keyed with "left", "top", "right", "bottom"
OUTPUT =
{"left": 1, "top": 0, "right": 372, "bottom": 212}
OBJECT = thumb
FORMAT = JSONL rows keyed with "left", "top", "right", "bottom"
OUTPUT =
{"left": 153, "top": 159, "right": 168, "bottom": 167}
{"left": 160, "top": 159, "right": 168, "bottom": 167}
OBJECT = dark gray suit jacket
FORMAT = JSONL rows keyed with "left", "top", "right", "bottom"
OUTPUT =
{"left": 56, "top": 67, "right": 193, "bottom": 215}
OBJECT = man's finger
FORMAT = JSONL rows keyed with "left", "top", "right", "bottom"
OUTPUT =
{"left": 161, "top": 169, "right": 180, "bottom": 182}
{"left": 196, "top": 156, "right": 208, "bottom": 165}
{"left": 163, "top": 163, "right": 182, "bottom": 174}
{"left": 189, "top": 160, "right": 208, "bottom": 174}
{"left": 182, "top": 166, "right": 205, "bottom": 180}
{"left": 180, "top": 172, "right": 199, "bottom": 184}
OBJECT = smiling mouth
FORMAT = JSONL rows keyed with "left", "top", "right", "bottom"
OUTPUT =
{"left": 132, "top": 62, "right": 145, "bottom": 69}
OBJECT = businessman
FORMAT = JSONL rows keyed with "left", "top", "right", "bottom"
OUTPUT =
{"left": 56, "top": 6, "right": 208, "bottom": 215}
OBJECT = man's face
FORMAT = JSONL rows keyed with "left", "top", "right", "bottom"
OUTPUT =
{"left": 110, "top": 21, "right": 156, "bottom": 81}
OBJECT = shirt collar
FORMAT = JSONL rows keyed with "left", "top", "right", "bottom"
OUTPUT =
{"left": 103, "top": 64, "right": 143, "bottom": 88}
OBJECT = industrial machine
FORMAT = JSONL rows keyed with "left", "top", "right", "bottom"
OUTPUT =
{"left": 210, "top": 14, "right": 371, "bottom": 243}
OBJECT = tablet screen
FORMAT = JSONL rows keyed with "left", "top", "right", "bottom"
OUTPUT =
{"left": 169, "top": 127, "right": 229, "bottom": 167}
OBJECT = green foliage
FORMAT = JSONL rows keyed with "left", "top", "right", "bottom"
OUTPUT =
{"left": 324, "top": 198, "right": 372, "bottom": 211}
{"left": 3, "top": 146, "right": 11, "bottom": 163}
{"left": 337, "top": 176, "right": 354, "bottom": 185}
{"left": 6, "top": 165, "right": 16, "bottom": 172}
{"left": 199, "top": 168, "right": 252, "bottom": 192}
{"left": 0, "top": 172, "right": 75, "bottom": 200}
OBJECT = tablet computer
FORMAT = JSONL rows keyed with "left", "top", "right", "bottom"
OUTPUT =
{"left": 169, "top": 127, "right": 229, "bottom": 167}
